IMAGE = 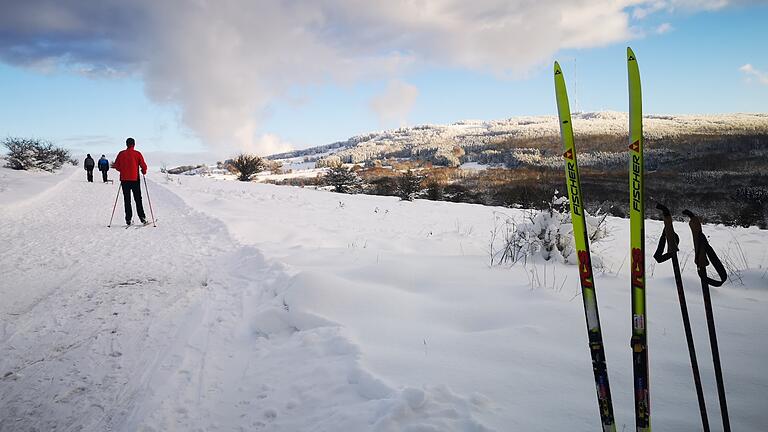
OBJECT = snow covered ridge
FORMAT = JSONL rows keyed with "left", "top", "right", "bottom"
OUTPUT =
{"left": 268, "top": 112, "right": 768, "bottom": 167}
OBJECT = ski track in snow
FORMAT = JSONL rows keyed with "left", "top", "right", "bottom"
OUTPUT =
{"left": 0, "top": 167, "right": 227, "bottom": 431}
{"left": 0, "top": 168, "right": 490, "bottom": 431}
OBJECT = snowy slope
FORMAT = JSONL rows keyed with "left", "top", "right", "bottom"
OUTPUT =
{"left": 269, "top": 112, "right": 768, "bottom": 167}
{"left": 1, "top": 169, "right": 767, "bottom": 431}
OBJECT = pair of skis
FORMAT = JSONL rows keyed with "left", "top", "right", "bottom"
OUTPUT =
{"left": 555, "top": 49, "right": 641, "bottom": 432}
{"left": 556, "top": 49, "right": 731, "bottom": 431}
{"left": 554, "top": 48, "right": 648, "bottom": 431}
{"left": 124, "top": 219, "right": 158, "bottom": 229}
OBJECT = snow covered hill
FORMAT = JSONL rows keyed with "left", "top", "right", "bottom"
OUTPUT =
{"left": 1, "top": 167, "right": 767, "bottom": 431}
{"left": 269, "top": 112, "right": 768, "bottom": 169}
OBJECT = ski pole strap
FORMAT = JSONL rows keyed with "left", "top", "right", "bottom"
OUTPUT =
{"left": 653, "top": 231, "right": 676, "bottom": 263}
{"left": 683, "top": 209, "right": 728, "bottom": 287}
{"left": 696, "top": 233, "right": 728, "bottom": 287}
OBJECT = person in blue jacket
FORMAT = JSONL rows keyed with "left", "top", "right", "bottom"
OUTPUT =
{"left": 98, "top": 154, "right": 110, "bottom": 183}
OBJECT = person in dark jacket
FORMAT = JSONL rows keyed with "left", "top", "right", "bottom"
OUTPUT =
{"left": 84, "top": 154, "right": 95, "bottom": 182}
{"left": 112, "top": 138, "right": 148, "bottom": 225}
{"left": 98, "top": 154, "right": 110, "bottom": 183}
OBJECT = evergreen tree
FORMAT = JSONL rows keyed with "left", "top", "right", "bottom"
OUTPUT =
{"left": 324, "top": 165, "right": 361, "bottom": 193}
{"left": 397, "top": 169, "right": 424, "bottom": 201}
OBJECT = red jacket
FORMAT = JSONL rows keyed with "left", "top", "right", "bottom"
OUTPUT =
{"left": 113, "top": 147, "right": 147, "bottom": 181}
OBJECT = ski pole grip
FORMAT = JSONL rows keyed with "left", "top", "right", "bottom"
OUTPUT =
{"left": 656, "top": 203, "right": 678, "bottom": 254}
{"left": 683, "top": 209, "right": 728, "bottom": 287}
{"left": 656, "top": 203, "right": 671, "bottom": 217}
{"left": 683, "top": 209, "right": 709, "bottom": 269}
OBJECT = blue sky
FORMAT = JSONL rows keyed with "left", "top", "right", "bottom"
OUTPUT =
{"left": 0, "top": 1, "right": 766, "bottom": 161}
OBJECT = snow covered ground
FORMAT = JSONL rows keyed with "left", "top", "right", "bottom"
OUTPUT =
{"left": 1, "top": 167, "right": 767, "bottom": 431}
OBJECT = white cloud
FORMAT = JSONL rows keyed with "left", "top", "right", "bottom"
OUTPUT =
{"left": 632, "top": 0, "right": 732, "bottom": 19}
{"left": 667, "top": 0, "right": 730, "bottom": 11}
{"left": 740, "top": 64, "right": 768, "bottom": 85}
{"left": 656, "top": 22, "right": 674, "bottom": 33}
{"left": 370, "top": 80, "right": 419, "bottom": 128}
{"left": 0, "top": 0, "right": 748, "bottom": 153}
{"left": 251, "top": 134, "right": 295, "bottom": 156}
{"left": 633, "top": 1, "right": 668, "bottom": 19}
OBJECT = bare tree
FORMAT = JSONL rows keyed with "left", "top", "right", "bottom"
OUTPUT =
{"left": 3, "top": 137, "right": 71, "bottom": 172}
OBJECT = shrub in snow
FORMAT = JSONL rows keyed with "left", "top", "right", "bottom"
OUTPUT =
{"left": 230, "top": 153, "right": 266, "bottom": 181}
{"left": 366, "top": 176, "right": 399, "bottom": 196}
{"left": 425, "top": 180, "right": 443, "bottom": 201}
{"left": 731, "top": 186, "right": 768, "bottom": 228}
{"left": 323, "top": 165, "right": 362, "bottom": 193}
{"left": 490, "top": 193, "right": 607, "bottom": 266}
{"left": 2, "top": 137, "right": 71, "bottom": 172}
{"left": 442, "top": 183, "right": 482, "bottom": 204}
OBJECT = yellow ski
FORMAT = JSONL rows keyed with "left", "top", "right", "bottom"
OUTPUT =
{"left": 628, "top": 46, "right": 650, "bottom": 432}
{"left": 555, "top": 61, "right": 616, "bottom": 432}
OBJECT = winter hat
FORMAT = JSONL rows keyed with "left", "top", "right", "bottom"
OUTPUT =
{"left": 126, "top": 137, "right": 135, "bottom": 147}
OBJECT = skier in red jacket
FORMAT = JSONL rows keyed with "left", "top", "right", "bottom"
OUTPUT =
{"left": 113, "top": 137, "right": 148, "bottom": 225}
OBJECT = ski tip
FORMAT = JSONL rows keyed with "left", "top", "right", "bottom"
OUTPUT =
{"left": 627, "top": 46, "right": 636, "bottom": 60}
{"left": 554, "top": 61, "right": 561, "bottom": 74}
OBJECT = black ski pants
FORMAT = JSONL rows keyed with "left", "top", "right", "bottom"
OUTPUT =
{"left": 121, "top": 180, "right": 146, "bottom": 223}
{"left": 101, "top": 170, "right": 108, "bottom": 182}
{"left": 86, "top": 169, "right": 93, "bottom": 182}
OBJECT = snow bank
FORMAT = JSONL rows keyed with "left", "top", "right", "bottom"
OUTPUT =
{"left": 164, "top": 175, "right": 768, "bottom": 431}
{"left": 0, "top": 163, "right": 77, "bottom": 209}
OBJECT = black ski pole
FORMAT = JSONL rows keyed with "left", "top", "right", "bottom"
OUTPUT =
{"left": 683, "top": 209, "right": 730, "bottom": 432}
{"left": 107, "top": 182, "right": 121, "bottom": 227}
{"left": 654, "top": 204, "right": 709, "bottom": 431}
{"left": 143, "top": 174, "right": 157, "bottom": 227}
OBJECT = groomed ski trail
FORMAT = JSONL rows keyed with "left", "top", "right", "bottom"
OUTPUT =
{"left": 0, "top": 167, "right": 230, "bottom": 430}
